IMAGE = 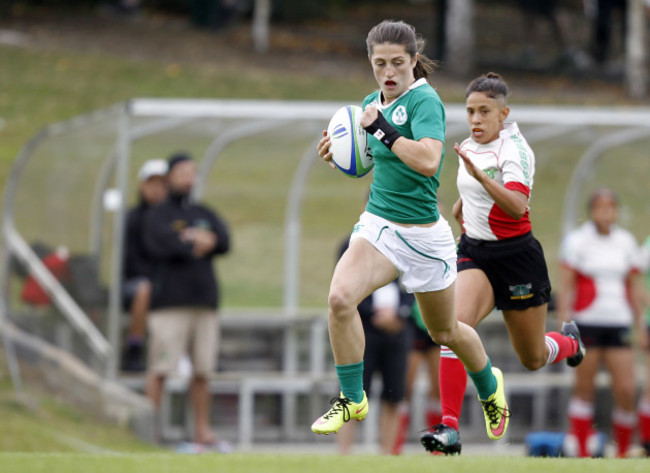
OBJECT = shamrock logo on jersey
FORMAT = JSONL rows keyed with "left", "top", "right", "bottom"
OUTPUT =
{"left": 483, "top": 167, "right": 498, "bottom": 179}
{"left": 392, "top": 106, "right": 407, "bottom": 125}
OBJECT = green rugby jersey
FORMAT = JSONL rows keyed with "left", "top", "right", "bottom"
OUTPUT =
{"left": 362, "top": 78, "right": 446, "bottom": 224}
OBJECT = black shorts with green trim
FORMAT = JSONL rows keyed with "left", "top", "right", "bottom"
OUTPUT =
{"left": 457, "top": 232, "right": 551, "bottom": 311}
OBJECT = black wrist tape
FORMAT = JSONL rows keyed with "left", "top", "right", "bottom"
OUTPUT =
{"left": 363, "top": 112, "right": 401, "bottom": 150}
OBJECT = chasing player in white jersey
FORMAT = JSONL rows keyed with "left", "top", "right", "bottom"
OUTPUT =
{"left": 421, "top": 72, "right": 585, "bottom": 455}
{"left": 312, "top": 21, "right": 509, "bottom": 447}
{"left": 557, "top": 189, "right": 647, "bottom": 457}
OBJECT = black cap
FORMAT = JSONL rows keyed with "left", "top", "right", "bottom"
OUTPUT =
{"left": 167, "top": 152, "right": 192, "bottom": 173}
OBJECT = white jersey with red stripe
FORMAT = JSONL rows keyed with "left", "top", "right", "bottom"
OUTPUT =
{"left": 560, "top": 221, "right": 640, "bottom": 326}
{"left": 457, "top": 122, "right": 534, "bottom": 241}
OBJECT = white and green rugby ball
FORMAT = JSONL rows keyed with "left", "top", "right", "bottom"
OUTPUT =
{"left": 327, "top": 105, "right": 374, "bottom": 178}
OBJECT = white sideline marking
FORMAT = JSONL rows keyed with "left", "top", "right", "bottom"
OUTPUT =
{"left": 0, "top": 30, "right": 30, "bottom": 47}
{"left": 36, "top": 424, "right": 118, "bottom": 454}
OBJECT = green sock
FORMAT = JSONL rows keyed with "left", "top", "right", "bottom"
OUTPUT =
{"left": 335, "top": 361, "right": 364, "bottom": 403}
{"left": 467, "top": 358, "right": 497, "bottom": 401}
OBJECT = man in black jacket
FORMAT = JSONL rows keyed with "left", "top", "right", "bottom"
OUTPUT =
{"left": 121, "top": 159, "right": 169, "bottom": 371}
{"left": 143, "top": 152, "right": 230, "bottom": 447}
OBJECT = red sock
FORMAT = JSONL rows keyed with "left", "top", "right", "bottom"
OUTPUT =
{"left": 439, "top": 348, "right": 467, "bottom": 432}
{"left": 426, "top": 408, "right": 442, "bottom": 428}
{"left": 392, "top": 410, "right": 410, "bottom": 455}
{"left": 613, "top": 409, "right": 637, "bottom": 457}
{"left": 613, "top": 423, "right": 634, "bottom": 458}
{"left": 544, "top": 332, "right": 578, "bottom": 365}
{"left": 569, "top": 415, "right": 593, "bottom": 457}
{"left": 640, "top": 407, "right": 650, "bottom": 443}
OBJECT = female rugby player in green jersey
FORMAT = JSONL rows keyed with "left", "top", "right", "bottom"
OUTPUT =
{"left": 311, "top": 20, "right": 509, "bottom": 447}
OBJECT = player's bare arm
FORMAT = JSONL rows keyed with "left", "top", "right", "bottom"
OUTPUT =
{"left": 454, "top": 143, "right": 528, "bottom": 220}
{"left": 452, "top": 197, "right": 464, "bottom": 233}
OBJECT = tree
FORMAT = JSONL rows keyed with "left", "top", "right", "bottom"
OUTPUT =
{"left": 252, "top": 0, "right": 271, "bottom": 54}
{"left": 445, "top": 0, "right": 475, "bottom": 76}
{"left": 625, "top": 0, "right": 647, "bottom": 98}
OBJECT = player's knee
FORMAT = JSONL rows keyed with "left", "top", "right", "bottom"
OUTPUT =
{"left": 328, "top": 286, "right": 356, "bottom": 318}
{"left": 520, "top": 356, "right": 545, "bottom": 371}
{"left": 428, "top": 329, "right": 454, "bottom": 347}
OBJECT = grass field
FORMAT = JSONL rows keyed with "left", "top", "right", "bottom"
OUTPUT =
{"left": 2, "top": 452, "right": 650, "bottom": 473}
{"left": 0, "top": 379, "right": 157, "bottom": 453}
{"left": 0, "top": 44, "right": 374, "bottom": 187}
{"left": 2, "top": 375, "right": 649, "bottom": 470}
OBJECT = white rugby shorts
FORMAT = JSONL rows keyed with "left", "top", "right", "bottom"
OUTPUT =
{"left": 350, "top": 211, "right": 457, "bottom": 293}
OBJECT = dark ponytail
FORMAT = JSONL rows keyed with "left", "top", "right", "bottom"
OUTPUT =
{"left": 366, "top": 20, "right": 437, "bottom": 83}
{"left": 465, "top": 72, "right": 509, "bottom": 100}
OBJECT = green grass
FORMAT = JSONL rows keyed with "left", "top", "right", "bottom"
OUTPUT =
{"left": 0, "top": 380, "right": 158, "bottom": 453}
{"left": 1, "top": 452, "right": 649, "bottom": 473}
{"left": 0, "top": 43, "right": 376, "bottom": 192}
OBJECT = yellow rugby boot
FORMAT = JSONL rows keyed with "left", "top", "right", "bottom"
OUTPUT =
{"left": 311, "top": 392, "right": 369, "bottom": 435}
{"left": 479, "top": 367, "right": 510, "bottom": 440}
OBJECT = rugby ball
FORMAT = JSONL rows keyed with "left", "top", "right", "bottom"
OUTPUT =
{"left": 327, "top": 105, "right": 373, "bottom": 178}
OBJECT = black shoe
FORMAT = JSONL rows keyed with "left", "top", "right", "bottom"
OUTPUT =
{"left": 562, "top": 321, "right": 585, "bottom": 368}
{"left": 420, "top": 423, "right": 462, "bottom": 455}
{"left": 121, "top": 342, "right": 145, "bottom": 372}
{"left": 643, "top": 442, "right": 650, "bottom": 457}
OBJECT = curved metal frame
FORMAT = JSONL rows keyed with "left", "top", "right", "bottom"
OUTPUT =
{"left": 561, "top": 127, "right": 650, "bottom": 235}
{"left": 193, "top": 119, "right": 294, "bottom": 200}
{"left": 282, "top": 135, "right": 323, "bottom": 315}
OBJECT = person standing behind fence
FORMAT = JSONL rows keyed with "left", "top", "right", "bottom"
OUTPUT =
{"left": 556, "top": 189, "right": 646, "bottom": 458}
{"left": 121, "top": 159, "right": 169, "bottom": 372}
{"left": 143, "top": 152, "right": 230, "bottom": 449}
